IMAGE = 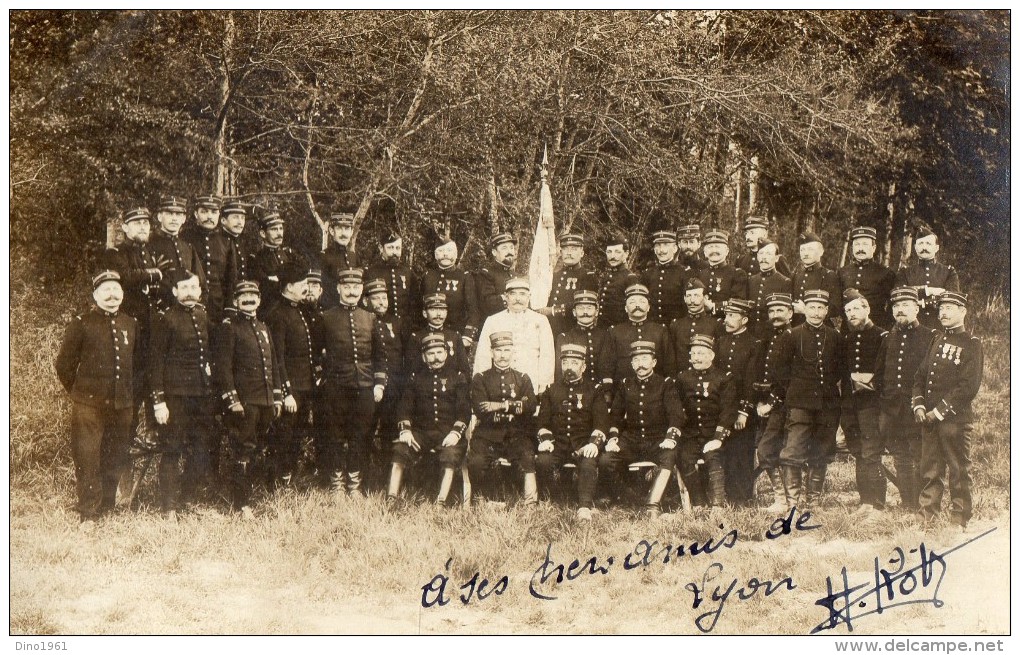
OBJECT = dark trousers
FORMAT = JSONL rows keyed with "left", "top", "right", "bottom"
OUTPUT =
{"left": 466, "top": 436, "right": 536, "bottom": 498}
{"left": 536, "top": 445, "right": 598, "bottom": 507}
{"left": 724, "top": 422, "right": 756, "bottom": 505}
{"left": 270, "top": 390, "right": 311, "bottom": 482}
{"left": 919, "top": 420, "right": 973, "bottom": 526}
{"left": 391, "top": 429, "right": 467, "bottom": 469}
{"left": 781, "top": 407, "right": 840, "bottom": 468}
{"left": 843, "top": 396, "right": 885, "bottom": 507}
{"left": 226, "top": 403, "right": 275, "bottom": 508}
{"left": 676, "top": 428, "right": 725, "bottom": 507}
{"left": 881, "top": 401, "right": 923, "bottom": 509}
{"left": 69, "top": 402, "right": 133, "bottom": 519}
{"left": 323, "top": 385, "right": 376, "bottom": 476}
{"left": 598, "top": 439, "right": 677, "bottom": 501}
{"left": 157, "top": 395, "right": 216, "bottom": 511}
{"left": 755, "top": 408, "right": 787, "bottom": 469}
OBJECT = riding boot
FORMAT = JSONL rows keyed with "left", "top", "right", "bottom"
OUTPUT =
{"left": 782, "top": 464, "right": 803, "bottom": 510}
{"left": 767, "top": 468, "right": 788, "bottom": 513}
{"left": 805, "top": 465, "right": 827, "bottom": 509}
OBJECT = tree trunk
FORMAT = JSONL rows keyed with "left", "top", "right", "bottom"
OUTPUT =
{"left": 882, "top": 182, "right": 897, "bottom": 267}
{"left": 213, "top": 12, "right": 236, "bottom": 197}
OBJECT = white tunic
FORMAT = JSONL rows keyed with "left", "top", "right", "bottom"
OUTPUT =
{"left": 473, "top": 309, "right": 556, "bottom": 394}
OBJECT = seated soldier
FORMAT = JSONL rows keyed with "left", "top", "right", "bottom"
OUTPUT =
{"left": 388, "top": 333, "right": 471, "bottom": 506}
{"left": 467, "top": 331, "right": 539, "bottom": 505}
{"left": 598, "top": 341, "right": 684, "bottom": 518}
{"left": 535, "top": 344, "right": 610, "bottom": 521}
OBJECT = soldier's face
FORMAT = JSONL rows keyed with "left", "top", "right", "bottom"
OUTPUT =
{"left": 380, "top": 239, "right": 403, "bottom": 263}
{"left": 799, "top": 242, "right": 823, "bottom": 266}
{"left": 235, "top": 291, "right": 261, "bottom": 314}
{"left": 492, "top": 345, "right": 513, "bottom": 369}
{"left": 631, "top": 353, "right": 656, "bottom": 377}
{"left": 844, "top": 298, "right": 870, "bottom": 328}
{"left": 723, "top": 310, "right": 748, "bottom": 333}
{"left": 745, "top": 227, "right": 767, "bottom": 250}
{"left": 679, "top": 237, "right": 700, "bottom": 255}
{"left": 892, "top": 299, "right": 920, "bottom": 325}
{"left": 938, "top": 302, "right": 966, "bottom": 329}
{"left": 653, "top": 240, "right": 678, "bottom": 263}
{"left": 423, "top": 345, "right": 449, "bottom": 370}
{"left": 285, "top": 279, "right": 309, "bottom": 300}
{"left": 195, "top": 207, "right": 220, "bottom": 231}
{"left": 560, "top": 356, "right": 586, "bottom": 382}
{"left": 703, "top": 242, "right": 728, "bottom": 264}
{"left": 605, "top": 244, "right": 627, "bottom": 267}
{"left": 424, "top": 306, "right": 448, "bottom": 328}
{"left": 173, "top": 275, "right": 202, "bottom": 308}
{"left": 492, "top": 242, "right": 516, "bottom": 266}
{"left": 505, "top": 288, "right": 530, "bottom": 311}
{"left": 367, "top": 292, "right": 388, "bottom": 316}
{"left": 93, "top": 281, "right": 124, "bottom": 313}
{"left": 158, "top": 209, "right": 186, "bottom": 235}
{"left": 123, "top": 219, "right": 151, "bottom": 244}
{"left": 768, "top": 304, "right": 793, "bottom": 326}
{"left": 222, "top": 213, "right": 245, "bottom": 236}
{"left": 434, "top": 241, "right": 458, "bottom": 268}
{"left": 305, "top": 281, "right": 322, "bottom": 303}
{"left": 330, "top": 224, "right": 354, "bottom": 246}
{"left": 756, "top": 244, "right": 778, "bottom": 271}
{"left": 573, "top": 302, "right": 597, "bottom": 327}
{"left": 338, "top": 282, "right": 363, "bottom": 306}
{"left": 561, "top": 244, "right": 583, "bottom": 266}
{"left": 625, "top": 295, "right": 649, "bottom": 321}
{"left": 804, "top": 301, "right": 828, "bottom": 326}
{"left": 689, "top": 345, "right": 715, "bottom": 371}
{"left": 685, "top": 289, "right": 705, "bottom": 312}
{"left": 261, "top": 225, "right": 285, "bottom": 247}
{"left": 914, "top": 235, "right": 940, "bottom": 261}
{"left": 852, "top": 237, "right": 876, "bottom": 261}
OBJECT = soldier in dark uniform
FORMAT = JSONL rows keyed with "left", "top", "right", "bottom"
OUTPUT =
{"left": 55, "top": 271, "right": 138, "bottom": 525}
{"left": 675, "top": 335, "right": 738, "bottom": 508}
{"left": 419, "top": 230, "right": 480, "bottom": 346}
{"left": 775, "top": 289, "right": 845, "bottom": 510}
{"left": 640, "top": 229, "right": 689, "bottom": 326}
{"left": 839, "top": 226, "right": 896, "bottom": 329}
{"left": 715, "top": 299, "right": 758, "bottom": 506}
{"left": 365, "top": 230, "right": 419, "bottom": 324}
{"left": 389, "top": 333, "right": 471, "bottom": 506}
{"left": 874, "top": 287, "right": 935, "bottom": 511}
{"left": 148, "top": 269, "right": 217, "bottom": 517}
{"left": 839, "top": 289, "right": 889, "bottom": 513}
{"left": 213, "top": 281, "right": 283, "bottom": 514}
{"left": 736, "top": 215, "right": 793, "bottom": 278}
{"left": 218, "top": 200, "right": 252, "bottom": 299}
{"left": 467, "top": 331, "right": 539, "bottom": 505}
{"left": 405, "top": 293, "right": 471, "bottom": 378}
{"left": 249, "top": 209, "right": 304, "bottom": 321}
{"left": 666, "top": 278, "right": 721, "bottom": 374}
{"left": 747, "top": 293, "right": 795, "bottom": 512}
{"left": 535, "top": 343, "right": 609, "bottom": 520}
{"left": 608, "top": 283, "right": 671, "bottom": 383}
{"left": 315, "top": 268, "right": 389, "bottom": 496}
{"left": 184, "top": 195, "right": 231, "bottom": 324}
{"left": 300, "top": 268, "right": 329, "bottom": 483}
{"left": 148, "top": 195, "right": 207, "bottom": 309}
{"left": 320, "top": 211, "right": 360, "bottom": 309}
{"left": 791, "top": 231, "right": 841, "bottom": 327}
{"left": 912, "top": 292, "right": 983, "bottom": 530}
{"left": 701, "top": 229, "right": 748, "bottom": 317}
{"left": 596, "top": 235, "right": 635, "bottom": 328}
{"left": 474, "top": 232, "right": 517, "bottom": 320}
{"left": 747, "top": 240, "right": 793, "bottom": 338}
{"left": 677, "top": 223, "right": 708, "bottom": 277}
{"left": 537, "top": 232, "right": 599, "bottom": 335}
{"left": 264, "top": 263, "right": 316, "bottom": 487}
{"left": 555, "top": 290, "right": 614, "bottom": 391}
{"left": 895, "top": 226, "right": 961, "bottom": 329}
{"left": 598, "top": 341, "right": 683, "bottom": 518}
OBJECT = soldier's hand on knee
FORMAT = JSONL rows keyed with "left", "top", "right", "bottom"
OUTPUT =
{"left": 283, "top": 394, "right": 297, "bottom": 413}
{"left": 734, "top": 413, "right": 748, "bottom": 430}
{"left": 154, "top": 402, "right": 169, "bottom": 425}
{"left": 578, "top": 443, "right": 598, "bottom": 458}
{"left": 229, "top": 402, "right": 245, "bottom": 418}
{"left": 441, "top": 431, "right": 461, "bottom": 447}
{"left": 703, "top": 439, "right": 722, "bottom": 453}
{"left": 538, "top": 439, "right": 554, "bottom": 453}
{"left": 399, "top": 429, "right": 421, "bottom": 452}
{"left": 659, "top": 437, "right": 677, "bottom": 450}
{"left": 605, "top": 437, "right": 620, "bottom": 453}
{"left": 756, "top": 402, "right": 772, "bottom": 418}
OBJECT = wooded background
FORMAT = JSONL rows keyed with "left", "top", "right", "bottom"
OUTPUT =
{"left": 10, "top": 10, "right": 1010, "bottom": 293}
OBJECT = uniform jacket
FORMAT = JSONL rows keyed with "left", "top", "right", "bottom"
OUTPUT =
{"left": 715, "top": 328, "right": 758, "bottom": 413}
{"left": 640, "top": 259, "right": 689, "bottom": 325}
{"left": 840, "top": 321, "right": 888, "bottom": 409}
{"left": 185, "top": 227, "right": 234, "bottom": 321}
{"left": 265, "top": 299, "right": 316, "bottom": 394}
{"left": 405, "top": 326, "right": 471, "bottom": 378}
{"left": 55, "top": 308, "right": 138, "bottom": 410}
{"left": 320, "top": 242, "right": 359, "bottom": 309}
{"left": 597, "top": 265, "right": 635, "bottom": 328}
{"left": 748, "top": 270, "right": 793, "bottom": 335}
{"left": 667, "top": 310, "right": 722, "bottom": 374}
{"left": 555, "top": 325, "right": 614, "bottom": 387}
{"left": 839, "top": 259, "right": 896, "bottom": 328}
{"left": 676, "top": 367, "right": 738, "bottom": 436}
{"left": 911, "top": 326, "right": 983, "bottom": 423}
{"left": 874, "top": 321, "right": 936, "bottom": 405}
{"left": 546, "top": 263, "right": 599, "bottom": 334}
{"left": 470, "top": 366, "right": 536, "bottom": 442}
{"left": 149, "top": 302, "right": 213, "bottom": 403}
{"left": 249, "top": 245, "right": 304, "bottom": 320}
{"left": 315, "top": 304, "right": 389, "bottom": 389}
{"left": 736, "top": 251, "right": 792, "bottom": 278}
{"left": 747, "top": 323, "right": 792, "bottom": 409}
{"left": 773, "top": 322, "right": 845, "bottom": 410}
{"left": 791, "top": 262, "right": 841, "bottom": 327}
{"left": 396, "top": 363, "right": 471, "bottom": 437}
{"left": 608, "top": 320, "right": 672, "bottom": 383}
{"left": 609, "top": 373, "right": 684, "bottom": 443}
{"left": 474, "top": 262, "right": 515, "bottom": 319}
{"left": 419, "top": 266, "right": 480, "bottom": 339}
{"left": 536, "top": 378, "right": 610, "bottom": 450}
{"left": 213, "top": 311, "right": 281, "bottom": 407}
{"left": 148, "top": 229, "right": 207, "bottom": 306}
{"left": 365, "top": 260, "right": 419, "bottom": 322}
{"left": 702, "top": 262, "right": 749, "bottom": 312}
{"left": 895, "top": 259, "right": 960, "bottom": 327}
{"left": 474, "top": 309, "right": 556, "bottom": 394}
{"left": 103, "top": 241, "right": 164, "bottom": 325}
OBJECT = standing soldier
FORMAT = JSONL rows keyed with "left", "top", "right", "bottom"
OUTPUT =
{"left": 912, "top": 292, "right": 983, "bottom": 531}
{"left": 747, "top": 240, "right": 793, "bottom": 337}
{"left": 701, "top": 229, "right": 749, "bottom": 316}
{"left": 315, "top": 268, "right": 389, "bottom": 497}
{"left": 747, "top": 293, "right": 796, "bottom": 512}
{"left": 556, "top": 290, "right": 614, "bottom": 391}
{"left": 249, "top": 209, "right": 304, "bottom": 320}
{"left": 791, "top": 231, "right": 841, "bottom": 327}
{"left": 598, "top": 341, "right": 684, "bottom": 519}
{"left": 405, "top": 293, "right": 471, "bottom": 377}
{"left": 535, "top": 344, "right": 610, "bottom": 521}
{"left": 667, "top": 278, "right": 721, "bottom": 374}
{"left": 363, "top": 277, "right": 408, "bottom": 486}
{"left": 468, "top": 331, "right": 539, "bottom": 505}
{"left": 896, "top": 226, "right": 960, "bottom": 329}
{"left": 218, "top": 200, "right": 252, "bottom": 301}
{"left": 419, "top": 230, "right": 480, "bottom": 346}
{"left": 677, "top": 223, "right": 707, "bottom": 278}
{"left": 388, "top": 333, "right": 471, "bottom": 507}
{"left": 214, "top": 281, "right": 282, "bottom": 514}
{"left": 301, "top": 268, "right": 329, "bottom": 484}
{"left": 641, "top": 229, "right": 689, "bottom": 326}
{"left": 675, "top": 335, "right": 738, "bottom": 508}
{"left": 874, "top": 287, "right": 935, "bottom": 511}
{"left": 148, "top": 195, "right": 207, "bottom": 308}
{"left": 736, "top": 215, "right": 793, "bottom": 278}
{"left": 608, "top": 283, "right": 672, "bottom": 383}
{"left": 55, "top": 271, "right": 138, "bottom": 526}
{"left": 537, "top": 232, "right": 598, "bottom": 335}
{"left": 714, "top": 299, "right": 758, "bottom": 506}
{"left": 839, "top": 226, "right": 897, "bottom": 329}
{"left": 474, "top": 232, "right": 518, "bottom": 321}
{"left": 320, "top": 211, "right": 359, "bottom": 309}
{"left": 264, "top": 263, "right": 316, "bottom": 487}
{"left": 775, "top": 290, "right": 845, "bottom": 510}
{"left": 840, "top": 289, "right": 889, "bottom": 514}
{"left": 185, "top": 195, "right": 231, "bottom": 324}
{"left": 597, "top": 235, "right": 635, "bottom": 328}
{"left": 148, "top": 269, "right": 217, "bottom": 517}
{"left": 365, "top": 229, "right": 419, "bottom": 324}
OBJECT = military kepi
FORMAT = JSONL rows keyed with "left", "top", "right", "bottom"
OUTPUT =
{"left": 937, "top": 291, "right": 968, "bottom": 308}
{"left": 505, "top": 277, "right": 530, "bottom": 292}
{"left": 234, "top": 280, "right": 260, "bottom": 296}
{"left": 336, "top": 268, "right": 363, "bottom": 284}
{"left": 765, "top": 292, "right": 794, "bottom": 308}
{"left": 490, "top": 331, "right": 514, "bottom": 348}
{"left": 560, "top": 343, "right": 587, "bottom": 360}
{"left": 690, "top": 334, "right": 715, "bottom": 351}
{"left": 364, "top": 278, "right": 388, "bottom": 296}
{"left": 629, "top": 340, "right": 656, "bottom": 357}
{"left": 122, "top": 207, "right": 150, "bottom": 223}
{"left": 890, "top": 286, "right": 920, "bottom": 304}
{"left": 159, "top": 195, "right": 188, "bottom": 212}
{"left": 573, "top": 290, "right": 598, "bottom": 306}
{"left": 92, "top": 270, "right": 121, "bottom": 289}
{"left": 424, "top": 293, "right": 448, "bottom": 309}
{"left": 489, "top": 232, "right": 517, "bottom": 249}
{"left": 420, "top": 333, "right": 447, "bottom": 353}
{"left": 803, "top": 289, "right": 830, "bottom": 305}
{"left": 848, "top": 226, "right": 878, "bottom": 241}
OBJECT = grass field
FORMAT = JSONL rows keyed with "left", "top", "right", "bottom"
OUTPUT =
{"left": 9, "top": 282, "right": 1011, "bottom": 635}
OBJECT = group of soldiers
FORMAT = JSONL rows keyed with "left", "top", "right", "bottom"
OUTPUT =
{"left": 56, "top": 195, "right": 983, "bottom": 529}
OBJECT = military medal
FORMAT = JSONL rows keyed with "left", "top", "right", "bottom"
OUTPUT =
{"left": 576, "top": 394, "right": 583, "bottom": 410}
{"left": 204, "top": 363, "right": 212, "bottom": 377}
{"left": 702, "top": 382, "right": 710, "bottom": 397}
{"left": 954, "top": 346, "right": 962, "bottom": 365}
{"left": 121, "top": 330, "right": 129, "bottom": 345}
{"left": 440, "top": 378, "right": 447, "bottom": 393}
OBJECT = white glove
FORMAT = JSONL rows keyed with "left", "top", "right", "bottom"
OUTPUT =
{"left": 283, "top": 394, "right": 297, "bottom": 413}
{"left": 659, "top": 438, "right": 677, "bottom": 450}
{"left": 605, "top": 437, "right": 620, "bottom": 453}
{"left": 441, "top": 431, "right": 461, "bottom": 447}
{"left": 756, "top": 402, "right": 772, "bottom": 418}
{"left": 578, "top": 443, "right": 598, "bottom": 458}
{"left": 154, "top": 402, "right": 169, "bottom": 425}
{"left": 398, "top": 429, "right": 421, "bottom": 452}
{"left": 373, "top": 384, "right": 385, "bottom": 403}
{"left": 538, "top": 440, "right": 554, "bottom": 453}
{"left": 703, "top": 439, "right": 723, "bottom": 453}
